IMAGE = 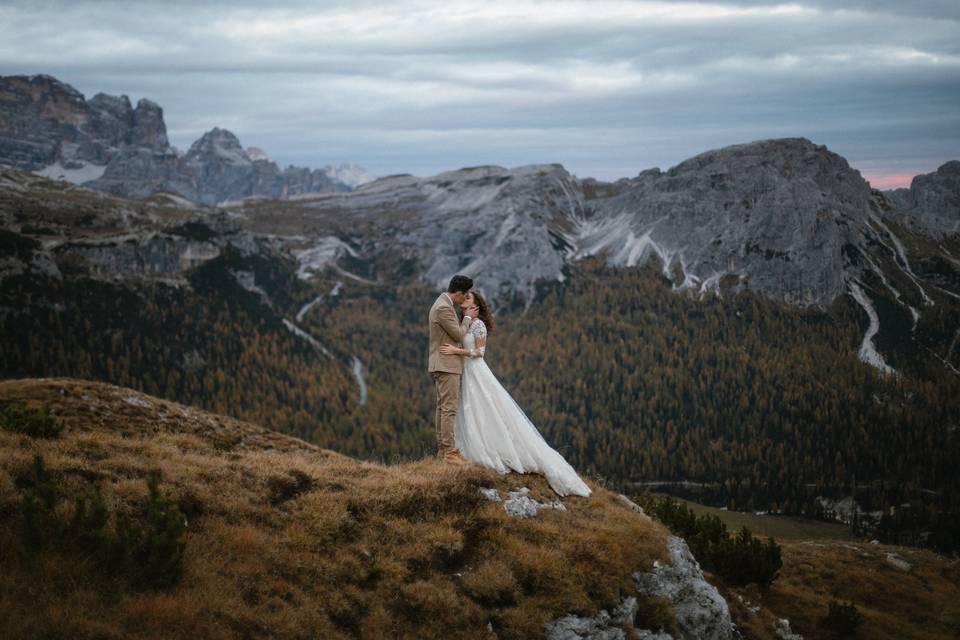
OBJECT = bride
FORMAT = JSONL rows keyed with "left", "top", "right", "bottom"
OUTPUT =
{"left": 439, "top": 291, "right": 592, "bottom": 497}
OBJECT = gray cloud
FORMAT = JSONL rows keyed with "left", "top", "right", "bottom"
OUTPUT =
{"left": 1, "top": 0, "right": 958, "bottom": 186}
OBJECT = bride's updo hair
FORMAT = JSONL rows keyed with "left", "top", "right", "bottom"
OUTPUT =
{"left": 470, "top": 290, "right": 494, "bottom": 333}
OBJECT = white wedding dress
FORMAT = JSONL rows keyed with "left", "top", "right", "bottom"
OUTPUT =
{"left": 454, "top": 319, "right": 592, "bottom": 497}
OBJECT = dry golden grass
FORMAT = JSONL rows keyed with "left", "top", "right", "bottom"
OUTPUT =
{"left": 718, "top": 538, "right": 960, "bottom": 639}
{"left": 0, "top": 377, "right": 669, "bottom": 639}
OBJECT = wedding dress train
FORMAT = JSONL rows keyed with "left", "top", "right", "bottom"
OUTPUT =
{"left": 454, "top": 319, "right": 592, "bottom": 497}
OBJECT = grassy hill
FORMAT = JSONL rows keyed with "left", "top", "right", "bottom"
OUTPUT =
{"left": 2, "top": 378, "right": 958, "bottom": 639}
{"left": 0, "top": 377, "right": 670, "bottom": 640}
{"left": 724, "top": 537, "right": 960, "bottom": 639}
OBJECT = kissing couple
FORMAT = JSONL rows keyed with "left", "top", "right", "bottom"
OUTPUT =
{"left": 427, "top": 274, "right": 591, "bottom": 497}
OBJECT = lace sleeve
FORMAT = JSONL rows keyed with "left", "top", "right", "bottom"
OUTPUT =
{"left": 468, "top": 319, "right": 487, "bottom": 357}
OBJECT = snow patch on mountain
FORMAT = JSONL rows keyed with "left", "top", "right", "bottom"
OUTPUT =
{"left": 848, "top": 281, "right": 896, "bottom": 375}
{"left": 351, "top": 356, "right": 368, "bottom": 405}
{"left": 245, "top": 147, "right": 271, "bottom": 162}
{"left": 322, "top": 162, "right": 375, "bottom": 188}
{"left": 38, "top": 161, "right": 106, "bottom": 184}
{"left": 292, "top": 237, "right": 359, "bottom": 281}
{"left": 281, "top": 319, "right": 332, "bottom": 357}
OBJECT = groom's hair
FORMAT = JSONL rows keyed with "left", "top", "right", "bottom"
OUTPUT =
{"left": 447, "top": 274, "right": 473, "bottom": 293}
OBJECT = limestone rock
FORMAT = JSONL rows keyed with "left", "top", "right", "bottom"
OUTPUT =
{"left": 478, "top": 487, "right": 502, "bottom": 502}
{"left": 545, "top": 596, "right": 642, "bottom": 640}
{"left": 774, "top": 618, "right": 802, "bottom": 640}
{"left": 633, "top": 536, "right": 735, "bottom": 640}
{"left": 502, "top": 487, "right": 566, "bottom": 518}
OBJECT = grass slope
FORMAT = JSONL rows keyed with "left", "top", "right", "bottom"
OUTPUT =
{"left": 0, "top": 377, "right": 669, "bottom": 640}
{"left": 724, "top": 539, "right": 960, "bottom": 640}
{"left": 650, "top": 495, "right": 960, "bottom": 638}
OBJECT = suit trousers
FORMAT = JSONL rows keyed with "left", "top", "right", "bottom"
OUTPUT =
{"left": 432, "top": 371, "right": 460, "bottom": 453}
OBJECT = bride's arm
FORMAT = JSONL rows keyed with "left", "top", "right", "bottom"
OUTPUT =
{"left": 466, "top": 320, "right": 487, "bottom": 357}
{"left": 439, "top": 321, "right": 487, "bottom": 357}
{"left": 467, "top": 334, "right": 486, "bottom": 358}
{"left": 439, "top": 339, "right": 484, "bottom": 357}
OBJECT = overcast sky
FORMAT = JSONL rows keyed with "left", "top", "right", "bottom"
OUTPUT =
{"left": 2, "top": 0, "right": 958, "bottom": 187}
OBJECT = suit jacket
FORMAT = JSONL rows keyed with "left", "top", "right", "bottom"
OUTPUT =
{"left": 428, "top": 292, "right": 472, "bottom": 374}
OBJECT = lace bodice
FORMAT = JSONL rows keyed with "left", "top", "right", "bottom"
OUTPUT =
{"left": 463, "top": 319, "right": 487, "bottom": 357}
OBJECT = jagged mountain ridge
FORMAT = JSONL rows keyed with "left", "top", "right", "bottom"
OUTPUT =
{"left": 2, "top": 134, "right": 959, "bottom": 374}
{"left": 3, "top": 145, "right": 960, "bottom": 553}
{"left": 233, "top": 137, "right": 959, "bottom": 374}
{"left": 0, "top": 74, "right": 368, "bottom": 205}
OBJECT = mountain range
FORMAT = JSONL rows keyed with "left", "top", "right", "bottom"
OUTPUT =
{"left": 1, "top": 73, "right": 959, "bottom": 554}
{"left": 0, "top": 74, "right": 375, "bottom": 205}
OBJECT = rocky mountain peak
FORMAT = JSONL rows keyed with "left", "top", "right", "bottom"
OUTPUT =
{"left": 184, "top": 127, "right": 251, "bottom": 167}
{"left": 88, "top": 92, "right": 134, "bottom": 122}
{"left": 131, "top": 98, "right": 168, "bottom": 149}
{"left": 1, "top": 73, "right": 367, "bottom": 204}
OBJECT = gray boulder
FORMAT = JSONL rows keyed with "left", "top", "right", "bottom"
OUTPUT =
{"left": 633, "top": 536, "right": 736, "bottom": 640}
{"left": 545, "top": 596, "right": 643, "bottom": 640}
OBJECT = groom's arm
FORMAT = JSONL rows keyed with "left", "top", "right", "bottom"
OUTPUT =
{"left": 437, "top": 303, "right": 471, "bottom": 343}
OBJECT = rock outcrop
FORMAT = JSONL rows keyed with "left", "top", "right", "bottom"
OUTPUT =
{"left": 884, "top": 160, "right": 960, "bottom": 238}
{"left": 546, "top": 596, "right": 651, "bottom": 640}
{"left": 633, "top": 536, "right": 737, "bottom": 640}
{"left": 543, "top": 535, "right": 737, "bottom": 640}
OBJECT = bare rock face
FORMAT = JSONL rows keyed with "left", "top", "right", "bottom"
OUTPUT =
{"left": 544, "top": 535, "right": 736, "bottom": 640}
{"left": 282, "top": 163, "right": 580, "bottom": 301}
{"left": 633, "top": 536, "right": 736, "bottom": 640}
{"left": 86, "top": 126, "right": 347, "bottom": 206}
{"left": 278, "top": 138, "right": 926, "bottom": 315}
{"left": 573, "top": 137, "right": 882, "bottom": 306}
{"left": 177, "top": 127, "right": 258, "bottom": 204}
{"left": 132, "top": 99, "right": 169, "bottom": 149}
{"left": 0, "top": 74, "right": 164, "bottom": 175}
{"left": 884, "top": 160, "right": 960, "bottom": 238}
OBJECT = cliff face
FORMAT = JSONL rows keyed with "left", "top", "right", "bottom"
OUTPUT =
{"left": 246, "top": 137, "right": 953, "bottom": 310}
{"left": 884, "top": 160, "right": 960, "bottom": 238}
{"left": 0, "top": 74, "right": 168, "bottom": 179}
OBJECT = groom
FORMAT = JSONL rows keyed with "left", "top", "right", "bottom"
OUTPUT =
{"left": 428, "top": 274, "right": 474, "bottom": 463}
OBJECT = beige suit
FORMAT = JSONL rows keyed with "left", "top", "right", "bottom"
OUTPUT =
{"left": 428, "top": 292, "right": 472, "bottom": 452}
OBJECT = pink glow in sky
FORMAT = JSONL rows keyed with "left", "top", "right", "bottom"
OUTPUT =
{"left": 859, "top": 171, "right": 916, "bottom": 190}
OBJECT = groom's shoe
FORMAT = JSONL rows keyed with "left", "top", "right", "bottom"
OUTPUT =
{"left": 442, "top": 447, "right": 469, "bottom": 465}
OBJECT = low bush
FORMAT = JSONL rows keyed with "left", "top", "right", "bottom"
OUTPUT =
{"left": 635, "top": 493, "right": 782, "bottom": 588}
{"left": 820, "top": 600, "right": 863, "bottom": 637}
{"left": 14, "top": 456, "right": 186, "bottom": 590}
{"left": 1, "top": 402, "right": 62, "bottom": 438}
